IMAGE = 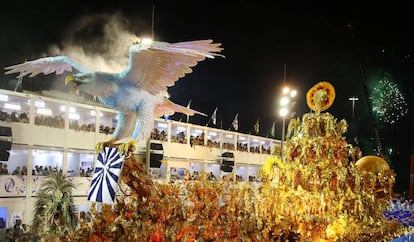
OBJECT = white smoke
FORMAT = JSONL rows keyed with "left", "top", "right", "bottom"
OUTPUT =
{"left": 47, "top": 12, "right": 147, "bottom": 73}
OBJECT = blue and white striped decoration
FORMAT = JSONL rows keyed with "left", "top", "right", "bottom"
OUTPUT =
{"left": 88, "top": 147, "right": 125, "bottom": 204}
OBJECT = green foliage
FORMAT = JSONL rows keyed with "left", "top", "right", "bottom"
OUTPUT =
{"left": 32, "top": 170, "right": 78, "bottom": 240}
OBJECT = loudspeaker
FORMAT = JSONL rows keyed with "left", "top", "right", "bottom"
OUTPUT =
{"left": 150, "top": 154, "right": 163, "bottom": 168}
{"left": 150, "top": 142, "right": 163, "bottom": 151}
{"left": 221, "top": 152, "right": 234, "bottom": 166}
{"left": 0, "top": 126, "right": 12, "bottom": 137}
{"left": 222, "top": 152, "right": 234, "bottom": 158}
{"left": 0, "top": 150, "right": 10, "bottom": 161}
{"left": 220, "top": 165, "right": 233, "bottom": 172}
{"left": 149, "top": 142, "right": 163, "bottom": 168}
{"left": 222, "top": 159, "right": 234, "bottom": 166}
{"left": 0, "top": 141, "right": 12, "bottom": 150}
{"left": 150, "top": 159, "right": 162, "bottom": 168}
{"left": 0, "top": 140, "right": 11, "bottom": 161}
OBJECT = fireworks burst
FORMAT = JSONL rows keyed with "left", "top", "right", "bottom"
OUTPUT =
{"left": 371, "top": 76, "right": 408, "bottom": 124}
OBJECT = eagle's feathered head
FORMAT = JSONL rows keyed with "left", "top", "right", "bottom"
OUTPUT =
{"left": 65, "top": 73, "right": 95, "bottom": 93}
{"left": 65, "top": 72, "right": 117, "bottom": 98}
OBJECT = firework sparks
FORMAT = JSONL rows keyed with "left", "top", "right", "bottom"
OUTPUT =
{"left": 371, "top": 76, "right": 408, "bottom": 124}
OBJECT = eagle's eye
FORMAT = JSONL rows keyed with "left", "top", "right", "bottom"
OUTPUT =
{"left": 80, "top": 76, "right": 87, "bottom": 80}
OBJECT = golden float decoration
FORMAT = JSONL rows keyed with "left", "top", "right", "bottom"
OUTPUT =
{"left": 356, "top": 155, "right": 395, "bottom": 197}
{"left": 306, "top": 81, "right": 336, "bottom": 113}
{"left": 74, "top": 81, "right": 407, "bottom": 242}
{"left": 355, "top": 155, "right": 390, "bottom": 174}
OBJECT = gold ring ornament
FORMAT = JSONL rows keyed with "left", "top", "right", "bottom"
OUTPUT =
{"left": 306, "top": 81, "right": 336, "bottom": 113}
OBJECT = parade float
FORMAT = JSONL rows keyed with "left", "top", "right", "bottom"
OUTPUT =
{"left": 69, "top": 81, "right": 410, "bottom": 241}
{"left": 6, "top": 34, "right": 411, "bottom": 240}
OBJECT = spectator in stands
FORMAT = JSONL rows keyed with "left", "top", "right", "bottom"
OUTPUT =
{"left": 13, "top": 218, "right": 23, "bottom": 239}
{"left": 21, "top": 223, "right": 29, "bottom": 234}
{"left": 34, "top": 165, "right": 42, "bottom": 175}
{"left": 12, "top": 166, "right": 21, "bottom": 175}
{"left": 2, "top": 163, "right": 9, "bottom": 175}
{"left": 5, "top": 228, "right": 13, "bottom": 241}
{"left": 86, "top": 167, "right": 93, "bottom": 177}
{"left": 208, "top": 172, "right": 217, "bottom": 181}
{"left": 191, "top": 171, "right": 199, "bottom": 180}
{"left": 42, "top": 166, "right": 49, "bottom": 175}
{"left": 19, "top": 112, "right": 29, "bottom": 123}
{"left": 11, "top": 112, "right": 19, "bottom": 122}
{"left": 80, "top": 168, "right": 86, "bottom": 177}
{"left": 21, "top": 166, "right": 28, "bottom": 175}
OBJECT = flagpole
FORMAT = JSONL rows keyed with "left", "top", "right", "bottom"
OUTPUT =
{"left": 281, "top": 64, "right": 286, "bottom": 161}
{"left": 206, "top": 118, "right": 211, "bottom": 127}
{"left": 178, "top": 100, "right": 192, "bottom": 123}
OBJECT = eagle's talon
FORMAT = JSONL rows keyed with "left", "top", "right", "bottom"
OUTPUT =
{"left": 95, "top": 139, "right": 116, "bottom": 152}
{"left": 118, "top": 140, "right": 137, "bottom": 157}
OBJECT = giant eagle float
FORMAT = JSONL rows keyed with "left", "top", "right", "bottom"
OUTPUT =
{"left": 5, "top": 38, "right": 224, "bottom": 152}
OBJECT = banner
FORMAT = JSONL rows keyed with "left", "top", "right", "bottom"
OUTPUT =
{"left": 88, "top": 147, "right": 125, "bottom": 204}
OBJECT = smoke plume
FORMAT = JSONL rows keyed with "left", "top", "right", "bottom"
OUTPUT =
{"left": 47, "top": 12, "right": 145, "bottom": 73}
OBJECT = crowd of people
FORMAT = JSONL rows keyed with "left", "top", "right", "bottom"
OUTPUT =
{"left": 78, "top": 167, "right": 94, "bottom": 177}
{"left": 384, "top": 195, "right": 414, "bottom": 227}
{"left": 34, "top": 115, "right": 64, "bottom": 129}
{"left": 1, "top": 109, "right": 116, "bottom": 135}
{"left": 99, "top": 125, "right": 115, "bottom": 135}
{"left": 69, "top": 120, "right": 95, "bottom": 132}
{"left": 0, "top": 111, "right": 29, "bottom": 123}
{"left": 32, "top": 165, "right": 60, "bottom": 176}
{"left": 151, "top": 127, "right": 273, "bottom": 154}
{"left": 171, "top": 131, "right": 186, "bottom": 144}
{"left": 150, "top": 128, "right": 167, "bottom": 141}
{"left": 0, "top": 164, "right": 94, "bottom": 177}
{"left": 0, "top": 163, "right": 32, "bottom": 176}
{"left": 4, "top": 218, "right": 37, "bottom": 242}
{"left": 190, "top": 132, "right": 205, "bottom": 146}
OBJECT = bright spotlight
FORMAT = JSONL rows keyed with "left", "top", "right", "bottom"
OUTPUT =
{"left": 280, "top": 97, "right": 290, "bottom": 106}
{"left": 279, "top": 108, "right": 289, "bottom": 117}
{"left": 282, "top": 87, "right": 290, "bottom": 95}
{"left": 141, "top": 37, "right": 153, "bottom": 45}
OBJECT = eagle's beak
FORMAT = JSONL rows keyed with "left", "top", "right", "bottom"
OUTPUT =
{"left": 65, "top": 75, "right": 77, "bottom": 93}
{"left": 65, "top": 75, "right": 74, "bottom": 86}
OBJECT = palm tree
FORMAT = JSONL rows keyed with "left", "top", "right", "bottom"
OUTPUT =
{"left": 32, "top": 170, "right": 78, "bottom": 240}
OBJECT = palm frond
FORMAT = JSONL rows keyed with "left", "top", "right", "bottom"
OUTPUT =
{"left": 32, "top": 170, "right": 78, "bottom": 239}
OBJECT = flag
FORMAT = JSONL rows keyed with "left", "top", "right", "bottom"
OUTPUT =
{"left": 88, "top": 147, "right": 125, "bottom": 204}
{"left": 253, "top": 118, "right": 260, "bottom": 134}
{"left": 232, "top": 113, "right": 239, "bottom": 131}
{"left": 186, "top": 100, "right": 192, "bottom": 123}
{"left": 212, "top": 107, "right": 218, "bottom": 125}
{"left": 270, "top": 121, "right": 276, "bottom": 137}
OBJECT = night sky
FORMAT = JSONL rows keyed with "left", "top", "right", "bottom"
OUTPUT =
{"left": 1, "top": 1, "right": 412, "bottom": 191}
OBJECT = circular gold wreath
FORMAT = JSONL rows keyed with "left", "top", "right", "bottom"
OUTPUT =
{"left": 306, "top": 81, "right": 336, "bottom": 112}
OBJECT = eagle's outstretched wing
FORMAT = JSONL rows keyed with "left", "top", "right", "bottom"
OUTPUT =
{"left": 120, "top": 39, "right": 223, "bottom": 95}
{"left": 4, "top": 56, "right": 92, "bottom": 78}
{"left": 154, "top": 98, "right": 207, "bottom": 118}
